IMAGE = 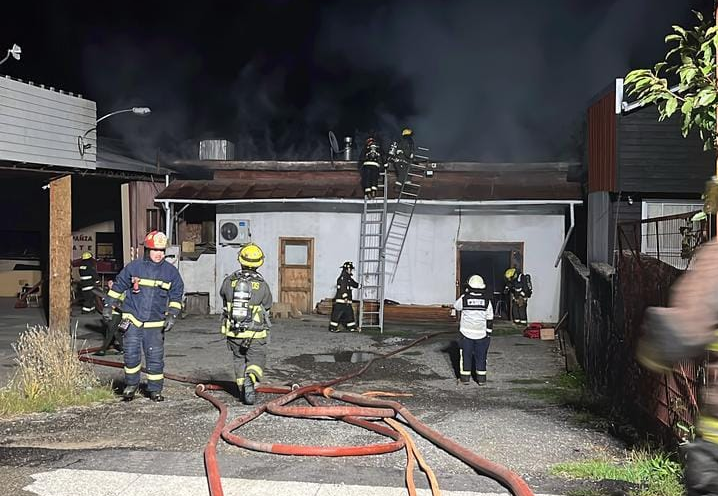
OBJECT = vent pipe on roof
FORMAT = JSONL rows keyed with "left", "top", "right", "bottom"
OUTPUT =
{"left": 343, "top": 136, "right": 353, "bottom": 161}
{"left": 199, "top": 139, "right": 235, "bottom": 160}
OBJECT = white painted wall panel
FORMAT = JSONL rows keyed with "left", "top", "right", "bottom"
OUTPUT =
{"left": 213, "top": 207, "right": 565, "bottom": 321}
{"left": 0, "top": 76, "right": 96, "bottom": 168}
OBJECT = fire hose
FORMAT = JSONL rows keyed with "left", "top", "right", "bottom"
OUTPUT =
{"left": 79, "top": 331, "right": 535, "bottom": 496}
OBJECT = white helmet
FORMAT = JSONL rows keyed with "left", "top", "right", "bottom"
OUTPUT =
{"left": 467, "top": 275, "right": 486, "bottom": 289}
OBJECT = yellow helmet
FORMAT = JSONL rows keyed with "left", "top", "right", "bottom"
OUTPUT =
{"left": 238, "top": 243, "right": 264, "bottom": 268}
{"left": 81, "top": 251, "right": 93, "bottom": 260}
{"left": 401, "top": 128, "right": 413, "bottom": 137}
{"left": 504, "top": 267, "right": 517, "bottom": 280}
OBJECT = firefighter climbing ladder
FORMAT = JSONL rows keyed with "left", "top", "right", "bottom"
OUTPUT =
{"left": 357, "top": 168, "right": 388, "bottom": 333}
{"left": 384, "top": 147, "right": 429, "bottom": 282}
{"left": 357, "top": 147, "right": 430, "bottom": 333}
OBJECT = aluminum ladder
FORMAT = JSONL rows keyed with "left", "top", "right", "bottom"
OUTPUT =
{"left": 357, "top": 168, "right": 388, "bottom": 333}
{"left": 384, "top": 147, "right": 430, "bottom": 282}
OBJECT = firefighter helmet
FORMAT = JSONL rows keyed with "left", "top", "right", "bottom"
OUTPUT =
{"left": 342, "top": 261, "right": 354, "bottom": 271}
{"left": 238, "top": 243, "right": 264, "bottom": 268}
{"left": 467, "top": 275, "right": 486, "bottom": 289}
{"left": 401, "top": 128, "right": 413, "bottom": 137}
{"left": 81, "top": 251, "right": 93, "bottom": 260}
{"left": 144, "top": 230, "right": 168, "bottom": 250}
{"left": 504, "top": 267, "right": 517, "bottom": 280}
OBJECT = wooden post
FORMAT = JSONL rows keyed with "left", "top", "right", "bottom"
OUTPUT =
{"left": 49, "top": 175, "right": 72, "bottom": 331}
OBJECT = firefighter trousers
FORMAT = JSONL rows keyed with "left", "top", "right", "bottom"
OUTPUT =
{"left": 227, "top": 336, "right": 267, "bottom": 388}
{"left": 459, "top": 335, "right": 490, "bottom": 378}
{"left": 683, "top": 438, "right": 718, "bottom": 496}
{"left": 81, "top": 287, "right": 96, "bottom": 312}
{"left": 511, "top": 296, "right": 528, "bottom": 323}
{"left": 360, "top": 165, "right": 380, "bottom": 196}
{"left": 329, "top": 303, "right": 357, "bottom": 331}
{"left": 123, "top": 323, "right": 165, "bottom": 392}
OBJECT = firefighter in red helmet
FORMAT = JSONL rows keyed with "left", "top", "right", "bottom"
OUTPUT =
{"left": 103, "top": 230, "right": 184, "bottom": 402}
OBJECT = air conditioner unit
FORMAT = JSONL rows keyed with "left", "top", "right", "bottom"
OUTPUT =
{"left": 219, "top": 219, "right": 251, "bottom": 245}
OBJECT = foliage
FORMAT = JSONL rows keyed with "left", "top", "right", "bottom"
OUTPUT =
{"left": 0, "top": 324, "right": 113, "bottom": 416}
{"left": 624, "top": 11, "right": 718, "bottom": 150}
{"left": 551, "top": 449, "right": 684, "bottom": 496}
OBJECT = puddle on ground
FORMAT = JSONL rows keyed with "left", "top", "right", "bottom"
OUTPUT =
{"left": 313, "top": 351, "right": 377, "bottom": 363}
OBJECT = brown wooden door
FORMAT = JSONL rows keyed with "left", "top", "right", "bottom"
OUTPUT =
{"left": 279, "top": 237, "right": 314, "bottom": 314}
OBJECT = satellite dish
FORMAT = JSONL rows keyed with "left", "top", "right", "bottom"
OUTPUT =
{"left": 328, "top": 131, "right": 340, "bottom": 154}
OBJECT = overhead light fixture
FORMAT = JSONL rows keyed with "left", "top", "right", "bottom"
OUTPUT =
{"left": 78, "top": 107, "right": 152, "bottom": 157}
{"left": 0, "top": 43, "right": 21, "bottom": 66}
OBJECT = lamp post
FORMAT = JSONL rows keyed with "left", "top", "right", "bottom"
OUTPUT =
{"left": 77, "top": 107, "right": 151, "bottom": 157}
{"left": 0, "top": 43, "right": 21, "bottom": 66}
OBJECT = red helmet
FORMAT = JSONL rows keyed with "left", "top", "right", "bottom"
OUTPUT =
{"left": 144, "top": 230, "right": 168, "bottom": 250}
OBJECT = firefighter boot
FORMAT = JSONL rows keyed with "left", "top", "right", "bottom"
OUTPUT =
{"left": 477, "top": 374, "right": 487, "bottom": 386}
{"left": 122, "top": 384, "right": 138, "bottom": 401}
{"left": 149, "top": 391, "right": 165, "bottom": 402}
{"left": 459, "top": 375, "right": 470, "bottom": 385}
{"left": 244, "top": 372, "right": 256, "bottom": 405}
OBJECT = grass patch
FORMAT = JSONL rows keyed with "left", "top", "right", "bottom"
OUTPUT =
{"left": 0, "top": 325, "right": 114, "bottom": 417}
{"left": 490, "top": 321, "right": 524, "bottom": 336}
{"left": 508, "top": 378, "right": 546, "bottom": 385}
{"left": 517, "top": 370, "right": 587, "bottom": 404}
{"left": 551, "top": 449, "right": 683, "bottom": 496}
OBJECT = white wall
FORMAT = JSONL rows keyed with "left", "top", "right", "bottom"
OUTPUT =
{"left": 215, "top": 209, "right": 565, "bottom": 322}
{"left": 179, "top": 253, "right": 217, "bottom": 311}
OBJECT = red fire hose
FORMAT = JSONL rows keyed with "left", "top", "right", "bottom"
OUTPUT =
{"left": 79, "top": 331, "right": 535, "bottom": 496}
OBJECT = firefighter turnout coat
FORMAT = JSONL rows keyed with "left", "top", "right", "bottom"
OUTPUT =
{"left": 219, "top": 269, "right": 273, "bottom": 339}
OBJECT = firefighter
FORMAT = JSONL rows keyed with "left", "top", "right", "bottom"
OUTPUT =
{"left": 329, "top": 261, "right": 359, "bottom": 333}
{"left": 392, "top": 128, "right": 415, "bottom": 187}
{"left": 79, "top": 252, "right": 100, "bottom": 314}
{"left": 504, "top": 267, "right": 532, "bottom": 325}
{"left": 637, "top": 239, "right": 718, "bottom": 496}
{"left": 102, "top": 230, "right": 184, "bottom": 402}
{"left": 219, "top": 243, "right": 273, "bottom": 405}
{"left": 453, "top": 275, "right": 494, "bottom": 385}
{"left": 95, "top": 279, "right": 124, "bottom": 356}
{"left": 358, "top": 136, "right": 383, "bottom": 198}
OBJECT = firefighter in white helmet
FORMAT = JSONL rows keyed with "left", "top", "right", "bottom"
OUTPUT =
{"left": 219, "top": 243, "right": 273, "bottom": 405}
{"left": 453, "top": 274, "right": 494, "bottom": 386}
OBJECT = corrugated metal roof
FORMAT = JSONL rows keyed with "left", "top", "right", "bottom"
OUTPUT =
{"left": 156, "top": 162, "right": 581, "bottom": 201}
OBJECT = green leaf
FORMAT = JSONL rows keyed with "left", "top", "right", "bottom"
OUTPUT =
{"left": 664, "top": 97, "right": 679, "bottom": 117}
{"left": 696, "top": 88, "right": 716, "bottom": 107}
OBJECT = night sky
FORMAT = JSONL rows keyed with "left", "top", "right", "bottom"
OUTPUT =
{"left": 1, "top": 1, "right": 714, "bottom": 162}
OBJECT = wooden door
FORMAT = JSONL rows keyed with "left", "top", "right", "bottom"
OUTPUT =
{"left": 278, "top": 237, "right": 314, "bottom": 314}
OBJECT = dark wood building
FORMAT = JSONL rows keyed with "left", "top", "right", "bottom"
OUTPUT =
{"left": 586, "top": 79, "right": 713, "bottom": 264}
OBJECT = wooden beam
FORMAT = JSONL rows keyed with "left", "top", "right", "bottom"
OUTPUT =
{"left": 49, "top": 175, "right": 71, "bottom": 331}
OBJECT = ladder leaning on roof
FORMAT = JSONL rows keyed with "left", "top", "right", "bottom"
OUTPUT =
{"left": 383, "top": 146, "right": 430, "bottom": 282}
{"left": 357, "top": 166, "right": 388, "bottom": 333}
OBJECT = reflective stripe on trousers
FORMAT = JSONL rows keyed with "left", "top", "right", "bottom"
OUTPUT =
{"left": 123, "top": 322, "right": 165, "bottom": 392}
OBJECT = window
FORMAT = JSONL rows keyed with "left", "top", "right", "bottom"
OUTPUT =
{"left": 146, "top": 208, "right": 165, "bottom": 232}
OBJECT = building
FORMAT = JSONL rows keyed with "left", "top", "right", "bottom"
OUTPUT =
{"left": 156, "top": 160, "right": 582, "bottom": 322}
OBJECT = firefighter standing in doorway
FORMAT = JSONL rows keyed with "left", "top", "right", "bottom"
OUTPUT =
{"left": 358, "top": 136, "right": 384, "bottom": 198}
{"left": 103, "top": 230, "right": 184, "bottom": 402}
{"left": 504, "top": 267, "right": 532, "bottom": 325}
{"left": 219, "top": 243, "right": 273, "bottom": 405}
{"left": 453, "top": 275, "right": 494, "bottom": 385}
{"left": 329, "top": 261, "right": 360, "bottom": 333}
{"left": 79, "top": 252, "right": 100, "bottom": 314}
{"left": 637, "top": 239, "right": 718, "bottom": 496}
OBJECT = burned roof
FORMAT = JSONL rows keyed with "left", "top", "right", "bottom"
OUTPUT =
{"left": 155, "top": 161, "right": 582, "bottom": 202}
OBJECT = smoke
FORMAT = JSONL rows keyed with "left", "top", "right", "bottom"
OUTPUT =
{"left": 65, "top": 0, "right": 713, "bottom": 162}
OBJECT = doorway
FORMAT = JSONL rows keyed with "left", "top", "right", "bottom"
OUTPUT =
{"left": 278, "top": 237, "right": 314, "bottom": 314}
{"left": 456, "top": 242, "right": 523, "bottom": 320}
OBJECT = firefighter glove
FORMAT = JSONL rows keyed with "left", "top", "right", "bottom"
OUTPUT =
{"left": 101, "top": 305, "right": 113, "bottom": 322}
{"left": 164, "top": 314, "right": 177, "bottom": 333}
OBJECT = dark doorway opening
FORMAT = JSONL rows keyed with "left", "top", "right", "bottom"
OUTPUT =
{"left": 457, "top": 242, "right": 523, "bottom": 320}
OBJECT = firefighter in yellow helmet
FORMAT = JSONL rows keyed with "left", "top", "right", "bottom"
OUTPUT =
{"left": 78, "top": 251, "right": 100, "bottom": 314}
{"left": 219, "top": 243, "right": 273, "bottom": 405}
{"left": 102, "top": 230, "right": 184, "bottom": 402}
{"left": 503, "top": 267, "right": 532, "bottom": 325}
{"left": 390, "top": 128, "right": 415, "bottom": 187}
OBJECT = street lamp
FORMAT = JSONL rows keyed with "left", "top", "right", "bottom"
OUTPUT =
{"left": 77, "top": 107, "right": 151, "bottom": 157}
{"left": 0, "top": 44, "right": 21, "bottom": 66}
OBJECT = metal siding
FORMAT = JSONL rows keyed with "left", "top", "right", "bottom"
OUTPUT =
{"left": 617, "top": 106, "right": 713, "bottom": 193}
{"left": 0, "top": 77, "right": 97, "bottom": 168}
{"left": 588, "top": 91, "right": 617, "bottom": 193}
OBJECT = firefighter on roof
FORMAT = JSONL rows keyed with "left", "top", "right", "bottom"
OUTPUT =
{"left": 220, "top": 243, "right": 273, "bottom": 405}
{"left": 103, "top": 230, "right": 184, "bottom": 402}
{"left": 453, "top": 275, "right": 494, "bottom": 385}
{"left": 390, "top": 127, "right": 415, "bottom": 187}
{"left": 329, "top": 261, "right": 359, "bottom": 332}
{"left": 358, "top": 136, "right": 384, "bottom": 198}
{"left": 79, "top": 251, "right": 100, "bottom": 314}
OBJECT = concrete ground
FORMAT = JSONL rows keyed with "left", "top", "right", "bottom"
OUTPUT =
{"left": 0, "top": 299, "right": 628, "bottom": 496}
